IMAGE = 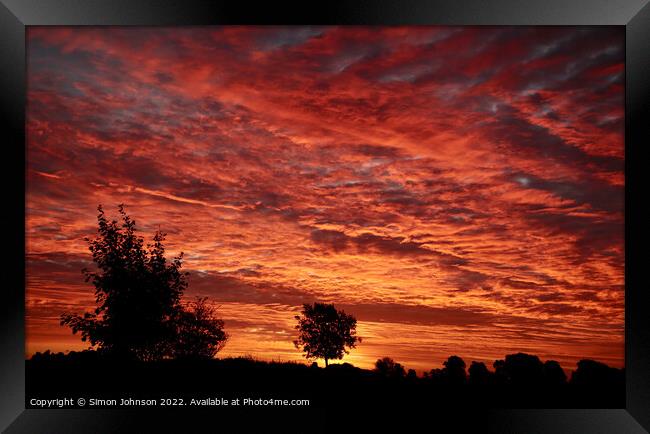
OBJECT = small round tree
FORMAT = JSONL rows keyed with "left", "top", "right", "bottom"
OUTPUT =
{"left": 293, "top": 302, "right": 361, "bottom": 367}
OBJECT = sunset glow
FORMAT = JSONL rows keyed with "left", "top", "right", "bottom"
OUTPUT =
{"left": 26, "top": 26, "right": 624, "bottom": 372}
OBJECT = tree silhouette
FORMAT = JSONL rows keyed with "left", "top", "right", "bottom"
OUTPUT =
{"left": 543, "top": 360, "right": 567, "bottom": 385}
{"left": 443, "top": 355, "right": 467, "bottom": 385}
{"left": 493, "top": 359, "right": 508, "bottom": 384}
{"left": 61, "top": 205, "right": 227, "bottom": 360}
{"left": 570, "top": 359, "right": 623, "bottom": 388}
{"left": 502, "top": 353, "right": 544, "bottom": 386}
{"left": 468, "top": 361, "right": 491, "bottom": 385}
{"left": 293, "top": 302, "right": 360, "bottom": 367}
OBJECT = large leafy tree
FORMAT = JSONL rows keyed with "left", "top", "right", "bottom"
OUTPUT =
{"left": 61, "top": 205, "right": 227, "bottom": 361}
{"left": 293, "top": 302, "right": 360, "bottom": 367}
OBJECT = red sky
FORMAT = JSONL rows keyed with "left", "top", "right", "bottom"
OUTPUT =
{"left": 26, "top": 26, "right": 625, "bottom": 372}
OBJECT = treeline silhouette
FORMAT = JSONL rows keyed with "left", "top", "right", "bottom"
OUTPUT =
{"left": 27, "top": 349, "right": 623, "bottom": 408}
{"left": 26, "top": 206, "right": 623, "bottom": 408}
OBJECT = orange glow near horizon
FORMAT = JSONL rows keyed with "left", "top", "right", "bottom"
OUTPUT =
{"left": 26, "top": 26, "right": 624, "bottom": 373}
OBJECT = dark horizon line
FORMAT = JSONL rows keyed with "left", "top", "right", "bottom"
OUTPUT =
{"left": 26, "top": 348, "right": 624, "bottom": 375}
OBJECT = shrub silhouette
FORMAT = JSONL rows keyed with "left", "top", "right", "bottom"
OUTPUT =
{"left": 374, "top": 357, "right": 406, "bottom": 379}
{"left": 406, "top": 368, "right": 418, "bottom": 381}
{"left": 293, "top": 302, "right": 360, "bottom": 367}
{"left": 60, "top": 205, "right": 227, "bottom": 360}
{"left": 426, "top": 368, "right": 443, "bottom": 382}
{"left": 172, "top": 297, "right": 228, "bottom": 360}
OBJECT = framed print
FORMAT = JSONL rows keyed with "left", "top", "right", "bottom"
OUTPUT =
{"left": 1, "top": 1, "right": 649, "bottom": 432}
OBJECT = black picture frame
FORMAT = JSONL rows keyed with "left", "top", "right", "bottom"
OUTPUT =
{"left": 1, "top": 1, "right": 648, "bottom": 432}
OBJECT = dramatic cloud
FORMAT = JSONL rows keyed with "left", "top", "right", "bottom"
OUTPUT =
{"left": 26, "top": 26, "right": 624, "bottom": 371}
